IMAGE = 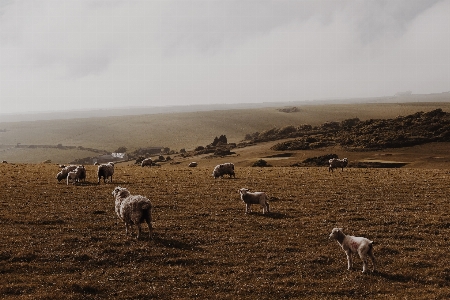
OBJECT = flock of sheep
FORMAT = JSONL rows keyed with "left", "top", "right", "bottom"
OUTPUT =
{"left": 55, "top": 156, "right": 375, "bottom": 273}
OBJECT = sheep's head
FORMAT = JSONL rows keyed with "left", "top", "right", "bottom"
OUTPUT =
{"left": 56, "top": 171, "right": 65, "bottom": 182}
{"left": 112, "top": 186, "right": 130, "bottom": 198}
{"left": 329, "top": 228, "right": 344, "bottom": 240}
{"left": 239, "top": 188, "right": 249, "bottom": 196}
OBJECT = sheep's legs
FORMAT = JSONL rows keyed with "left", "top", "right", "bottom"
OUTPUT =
{"left": 245, "top": 204, "right": 251, "bottom": 213}
{"left": 368, "top": 249, "right": 376, "bottom": 272}
{"left": 346, "top": 252, "right": 353, "bottom": 270}
{"left": 137, "top": 223, "right": 142, "bottom": 239}
{"left": 361, "top": 256, "right": 368, "bottom": 273}
{"left": 146, "top": 220, "right": 153, "bottom": 239}
{"left": 125, "top": 223, "right": 130, "bottom": 236}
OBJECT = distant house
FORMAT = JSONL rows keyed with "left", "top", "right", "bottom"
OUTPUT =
{"left": 93, "top": 153, "right": 128, "bottom": 164}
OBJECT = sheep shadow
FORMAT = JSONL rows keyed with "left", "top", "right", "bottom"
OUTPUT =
{"left": 152, "top": 234, "right": 202, "bottom": 251}
{"left": 374, "top": 270, "right": 414, "bottom": 283}
{"left": 247, "top": 212, "right": 288, "bottom": 219}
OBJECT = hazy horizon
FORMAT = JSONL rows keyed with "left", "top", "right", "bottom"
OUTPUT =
{"left": 1, "top": 0, "right": 449, "bottom": 115}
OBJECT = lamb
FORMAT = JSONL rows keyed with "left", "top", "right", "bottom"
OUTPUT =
{"left": 329, "top": 228, "right": 376, "bottom": 273}
{"left": 212, "top": 163, "right": 235, "bottom": 178}
{"left": 66, "top": 165, "right": 86, "bottom": 185}
{"left": 98, "top": 162, "right": 114, "bottom": 184}
{"left": 141, "top": 158, "right": 153, "bottom": 167}
{"left": 188, "top": 162, "right": 198, "bottom": 167}
{"left": 329, "top": 158, "right": 348, "bottom": 172}
{"left": 112, "top": 186, "right": 153, "bottom": 239}
{"left": 56, "top": 165, "right": 77, "bottom": 182}
{"left": 238, "top": 188, "right": 270, "bottom": 214}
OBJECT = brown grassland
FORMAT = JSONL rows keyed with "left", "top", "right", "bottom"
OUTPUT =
{"left": 1, "top": 159, "right": 450, "bottom": 299}
{"left": 1, "top": 101, "right": 450, "bottom": 299}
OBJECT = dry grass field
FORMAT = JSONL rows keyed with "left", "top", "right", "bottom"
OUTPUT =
{"left": 1, "top": 162, "right": 449, "bottom": 299}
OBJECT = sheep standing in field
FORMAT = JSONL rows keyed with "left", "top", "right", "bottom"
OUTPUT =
{"left": 212, "top": 163, "right": 235, "bottom": 178}
{"left": 98, "top": 162, "right": 115, "bottom": 184}
{"left": 329, "top": 158, "right": 348, "bottom": 172}
{"left": 76, "top": 165, "right": 86, "bottom": 182}
{"left": 112, "top": 186, "right": 153, "bottom": 239}
{"left": 238, "top": 188, "right": 270, "bottom": 214}
{"left": 66, "top": 165, "right": 86, "bottom": 185}
{"left": 329, "top": 228, "right": 376, "bottom": 273}
{"left": 56, "top": 165, "right": 77, "bottom": 182}
{"left": 141, "top": 158, "right": 153, "bottom": 167}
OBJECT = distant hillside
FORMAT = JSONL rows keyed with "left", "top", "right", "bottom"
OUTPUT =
{"left": 1, "top": 92, "right": 449, "bottom": 123}
{"left": 1, "top": 99, "right": 450, "bottom": 164}
{"left": 257, "top": 109, "right": 450, "bottom": 151}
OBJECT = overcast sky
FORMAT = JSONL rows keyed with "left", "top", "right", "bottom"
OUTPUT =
{"left": 0, "top": 0, "right": 449, "bottom": 114}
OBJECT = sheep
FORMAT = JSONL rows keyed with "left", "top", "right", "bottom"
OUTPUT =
{"left": 238, "top": 188, "right": 270, "bottom": 214}
{"left": 329, "top": 228, "right": 376, "bottom": 273}
{"left": 329, "top": 158, "right": 348, "bottom": 172}
{"left": 98, "top": 162, "right": 115, "bottom": 184}
{"left": 188, "top": 162, "right": 198, "bottom": 167}
{"left": 212, "top": 163, "right": 235, "bottom": 178}
{"left": 66, "top": 171, "right": 78, "bottom": 185}
{"left": 76, "top": 165, "right": 86, "bottom": 182}
{"left": 2, "top": 160, "right": 7, "bottom": 163}
{"left": 56, "top": 165, "right": 77, "bottom": 182}
{"left": 66, "top": 165, "right": 86, "bottom": 185}
{"left": 112, "top": 186, "right": 153, "bottom": 239}
{"left": 141, "top": 158, "right": 153, "bottom": 167}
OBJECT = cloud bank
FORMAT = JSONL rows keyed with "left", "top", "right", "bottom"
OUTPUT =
{"left": 0, "top": 0, "right": 449, "bottom": 114}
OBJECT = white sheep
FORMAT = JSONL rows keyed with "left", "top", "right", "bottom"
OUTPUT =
{"left": 56, "top": 165, "right": 77, "bottom": 182}
{"left": 112, "top": 186, "right": 153, "bottom": 239}
{"left": 329, "top": 158, "right": 348, "bottom": 172}
{"left": 141, "top": 158, "right": 153, "bottom": 167}
{"left": 98, "top": 162, "right": 114, "bottom": 184}
{"left": 66, "top": 165, "right": 86, "bottom": 185}
{"left": 329, "top": 228, "right": 376, "bottom": 273}
{"left": 238, "top": 188, "right": 270, "bottom": 214}
{"left": 212, "top": 163, "right": 235, "bottom": 178}
{"left": 188, "top": 162, "right": 198, "bottom": 167}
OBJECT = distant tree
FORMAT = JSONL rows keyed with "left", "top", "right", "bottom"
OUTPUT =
{"left": 162, "top": 147, "right": 170, "bottom": 154}
{"left": 212, "top": 135, "right": 227, "bottom": 146}
{"left": 114, "top": 146, "right": 127, "bottom": 153}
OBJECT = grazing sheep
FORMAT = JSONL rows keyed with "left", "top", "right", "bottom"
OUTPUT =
{"left": 98, "top": 162, "right": 115, "bottom": 184}
{"left": 66, "top": 165, "right": 86, "bottom": 185}
{"left": 329, "top": 228, "right": 376, "bottom": 273}
{"left": 141, "top": 158, "right": 153, "bottom": 167}
{"left": 212, "top": 163, "right": 235, "bottom": 178}
{"left": 238, "top": 188, "right": 270, "bottom": 214}
{"left": 329, "top": 158, "right": 348, "bottom": 172}
{"left": 188, "top": 162, "right": 198, "bottom": 167}
{"left": 76, "top": 165, "right": 86, "bottom": 182}
{"left": 66, "top": 171, "right": 78, "bottom": 185}
{"left": 56, "top": 165, "right": 77, "bottom": 182}
{"left": 112, "top": 186, "right": 153, "bottom": 239}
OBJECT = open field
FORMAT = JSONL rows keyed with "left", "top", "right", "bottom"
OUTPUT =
{"left": 1, "top": 163, "right": 449, "bottom": 299}
{"left": 1, "top": 101, "right": 450, "bottom": 164}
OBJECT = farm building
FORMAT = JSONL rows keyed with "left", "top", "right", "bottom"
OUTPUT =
{"left": 93, "top": 153, "right": 128, "bottom": 164}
